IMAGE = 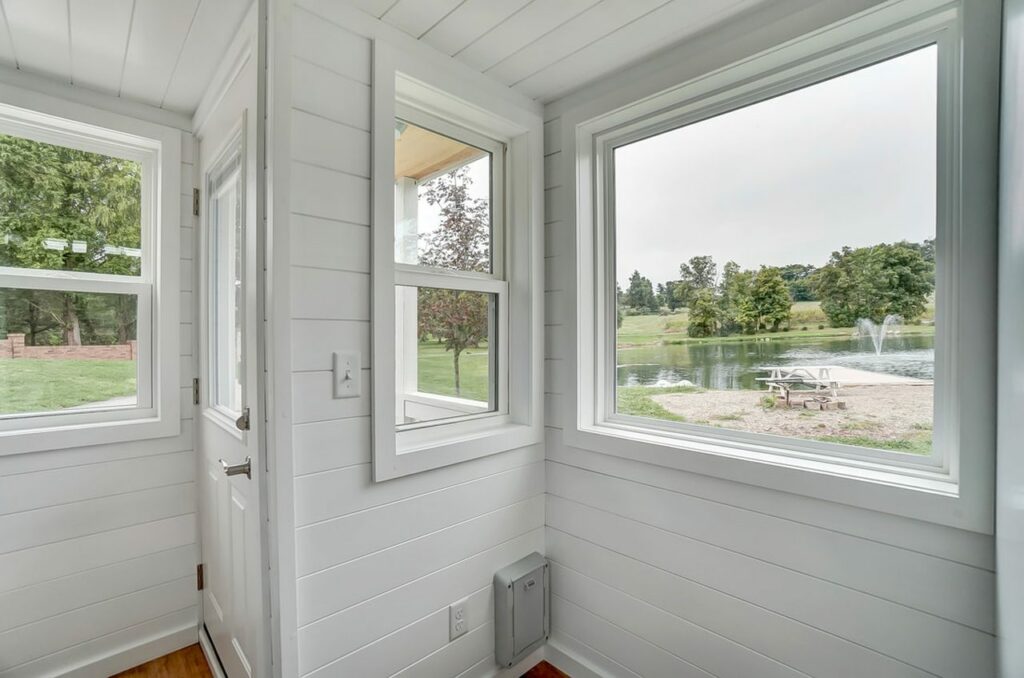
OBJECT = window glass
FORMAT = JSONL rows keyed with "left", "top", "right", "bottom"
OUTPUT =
{"left": 394, "top": 120, "right": 492, "bottom": 273}
{"left": 613, "top": 45, "right": 938, "bottom": 455}
{"left": 0, "top": 133, "right": 142, "bottom": 276}
{"left": 395, "top": 285, "right": 495, "bottom": 426}
{"left": 209, "top": 153, "right": 243, "bottom": 415}
{"left": 0, "top": 288, "right": 139, "bottom": 415}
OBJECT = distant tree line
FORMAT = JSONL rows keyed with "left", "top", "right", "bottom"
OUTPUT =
{"left": 620, "top": 239, "right": 935, "bottom": 337}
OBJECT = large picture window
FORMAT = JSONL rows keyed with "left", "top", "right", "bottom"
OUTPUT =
{"left": 613, "top": 45, "right": 939, "bottom": 458}
{"left": 0, "top": 95, "right": 180, "bottom": 452}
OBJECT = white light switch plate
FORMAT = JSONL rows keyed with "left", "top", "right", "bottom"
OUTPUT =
{"left": 332, "top": 351, "right": 360, "bottom": 399}
{"left": 449, "top": 596, "right": 469, "bottom": 641}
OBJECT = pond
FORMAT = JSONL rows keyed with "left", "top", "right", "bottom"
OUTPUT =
{"left": 617, "top": 334, "right": 935, "bottom": 390}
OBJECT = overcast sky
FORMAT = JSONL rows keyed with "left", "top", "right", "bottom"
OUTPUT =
{"left": 614, "top": 44, "right": 937, "bottom": 288}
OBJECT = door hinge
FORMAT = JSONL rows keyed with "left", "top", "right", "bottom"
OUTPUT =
{"left": 197, "top": 563, "right": 204, "bottom": 591}
{"left": 235, "top": 407, "right": 251, "bottom": 431}
{"left": 192, "top": 377, "right": 200, "bottom": 405}
{"left": 192, "top": 188, "right": 200, "bottom": 216}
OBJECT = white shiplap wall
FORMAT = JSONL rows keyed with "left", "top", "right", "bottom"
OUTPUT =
{"left": 541, "top": 3, "right": 998, "bottom": 677}
{"left": 0, "top": 134, "right": 197, "bottom": 677}
{"left": 285, "top": 4, "right": 546, "bottom": 676}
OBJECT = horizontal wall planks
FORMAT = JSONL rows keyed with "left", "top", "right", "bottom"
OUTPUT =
{"left": 0, "top": 576, "right": 196, "bottom": 671}
{"left": 0, "top": 482, "right": 195, "bottom": 556}
{"left": 0, "top": 544, "right": 195, "bottom": 633}
{"left": 298, "top": 496, "right": 544, "bottom": 624}
{"left": 292, "top": 6, "right": 371, "bottom": 84}
{"left": 292, "top": 417, "right": 371, "bottom": 475}
{"left": 547, "top": 528, "right": 932, "bottom": 678}
{"left": 553, "top": 594, "right": 713, "bottom": 678}
{"left": 291, "top": 58, "right": 372, "bottom": 131}
{"left": 551, "top": 561, "right": 805, "bottom": 678}
{"left": 293, "top": 444, "right": 543, "bottom": 527}
{"left": 296, "top": 461, "right": 544, "bottom": 576}
{"left": 546, "top": 494, "right": 995, "bottom": 677}
{"left": 0, "top": 450, "right": 194, "bottom": 515}
{"left": 546, "top": 461, "right": 994, "bottom": 632}
{"left": 289, "top": 217, "right": 370, "bottom": 274}
{"left": 298, "top": 529, "right": 544, "bottom": 675}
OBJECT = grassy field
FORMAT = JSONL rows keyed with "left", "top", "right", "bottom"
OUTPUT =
{"left": 617, "top": 301, "right": 935, "bottom": 347}
{"left": 416, "top": 341, "right": 491, "bottom": 402}
{"left": 0, "top": 359, "right": 136, "bottom": 414}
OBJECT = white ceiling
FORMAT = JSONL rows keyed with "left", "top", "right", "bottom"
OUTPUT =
{"left": 344, "top": 0, "right": 769, "bottom": 102}
{"left": 0, "top": 0, "right": 252, "bottom": 116}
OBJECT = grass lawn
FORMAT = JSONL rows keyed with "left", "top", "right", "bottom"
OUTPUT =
{"left": 416, "top": 341, "right": 491, "bottom": 402}
{"left": 0, "top": 359, "right": 137, "bottom": 414}
{"left": 617, "top": 384, "right": 703, "bottom": 421}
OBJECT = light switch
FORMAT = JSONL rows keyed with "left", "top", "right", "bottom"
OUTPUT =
{"left": 332, "top": 351, "right": 360, "bottom": 399}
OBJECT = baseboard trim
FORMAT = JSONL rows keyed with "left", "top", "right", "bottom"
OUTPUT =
{"left": 544, "top": 634, "right": 618, "bottom": 678}
{"left": 61, "top": 621, "right": 197, "bottom": 678}
{"left": 199, "top": 625, "right": 228, "bottom": 678}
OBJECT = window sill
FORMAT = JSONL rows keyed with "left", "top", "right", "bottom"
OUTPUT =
{"left": 374, "top": 419, "right": 541, "bottom": 481}
{"left": 563, "top": 419, "right": 980, "bottom": 531}
{"left": 0, "top": 412, "right": 181, "bottom": 456}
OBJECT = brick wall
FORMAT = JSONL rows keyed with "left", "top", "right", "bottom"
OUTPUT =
{"left": 0, "top": 334, "right": 136, "bottom": 360}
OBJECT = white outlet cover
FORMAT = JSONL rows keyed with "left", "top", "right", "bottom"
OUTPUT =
{"left": 449, "top": 596, "right": 469, "bottom": 641}
{"left": 332, "top": 351, "right": 361, "bottom": 399}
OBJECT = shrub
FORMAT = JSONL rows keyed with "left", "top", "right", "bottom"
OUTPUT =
{"left": 760, "top": 395, "right": 777, "bottom": 409}
{"left": 818, "top": 324, "right": 825, "bottom": 330}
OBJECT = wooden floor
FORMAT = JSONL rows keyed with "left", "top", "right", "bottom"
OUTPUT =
{"left": 112, "top": 644, "right": 212, "bottom": 678}
{"left": 522, "top": 660, "right": 570, "bottom": 678}
{"left": 115, "top": 645, "right": 566, "bottom": 677}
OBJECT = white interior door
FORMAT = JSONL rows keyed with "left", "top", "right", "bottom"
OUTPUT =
{"left": 196, "top": 40, "right": 262, "bottom": 678}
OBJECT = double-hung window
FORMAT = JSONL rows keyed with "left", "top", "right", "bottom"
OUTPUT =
{"left": 392, "top": 110, "right": 507, "bottom": 429}
{"left": 568, "top": 0, "right": 998, "bottom": 529}
{"left": 0, "top": 93, "right": 180, "bottom": 453}
{"left": 371, "top": 50, "right": 543, "bottom": 481}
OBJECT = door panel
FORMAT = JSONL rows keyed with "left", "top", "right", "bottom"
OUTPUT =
{"left": 196, "top": 26, "right": 262, "bottom": 678}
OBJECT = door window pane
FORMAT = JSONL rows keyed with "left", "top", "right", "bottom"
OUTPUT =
{"left": 613, "top": 46, "right": 938, "bottom": 455}
{"left": 394, "top": 120, "right": 492, "bottom": 273}
{"left": 209, "top": 155, "right": 243, "bottom": 414}
{"left": 395, "top": 285, "right": 496, "bottom": 426}
{"left": 0, "top": 288, "right": 139, "bottom": 415}
{"left": 0, "top": 133, "right": 142, "bottom": 276}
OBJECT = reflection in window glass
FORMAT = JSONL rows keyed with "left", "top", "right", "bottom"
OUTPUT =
{"left": 613, "top": 46, "right": 938, "bottom": 455}
{"left": 210, "top": 154, "right": 243, "bottom": 415}
{"left": 395, "top": 285, "right": 495, "bottom": 426}
{"left": 394, "top": 120, "right": 492, "bottom": 273}
{"left": 0, "top": 288, "right": 138, "bottom": 415}
{"left": 0, "top": 133, "right": 142, "bottom": 276}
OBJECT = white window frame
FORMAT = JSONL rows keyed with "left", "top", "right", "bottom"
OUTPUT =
{"left": 393, "top": 106, "right": 509, "bottom": 432}
{"left": 0, "top": 86, "right": 181, "bottom": 455}
{"left": 566, "top": 0, "right": 998, "bottom": 531}
{"left": 372, "top": 42, "right": 544, "bottom": 482}
{"left": 204, "top": 120, "right": 246, "bottom": 436}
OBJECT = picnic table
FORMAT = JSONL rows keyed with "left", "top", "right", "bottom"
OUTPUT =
{"left": 756, "top": 365, "right": 839, "bottom": 402}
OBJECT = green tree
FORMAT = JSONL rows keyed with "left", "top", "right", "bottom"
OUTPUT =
{"left": 814, "top": 242, "right": 933, "bottom": 327}
{"left": 0, "top": 133, "right": 141, "bottom": 346}
{"left": 674, "top": 255, "right": 717, "bottom": 307}
{"left": 623, "top": 270, "right": 657, "bottom": 312}
{"left": 687, "top": 288, "right": 720, "bottom": 338}
{"left": 778, "top": 263, "right": 818, "bottom": 301}
{"left": 750, "top": 266, "right": 792, "bottom": 331}
{"left": 417, "top": 166, "right": 491, "bottom": 396}
{"left": 717, "top": 261, "right": 755, "bottom": 334}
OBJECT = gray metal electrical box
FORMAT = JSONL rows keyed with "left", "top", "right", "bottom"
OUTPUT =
{"left": 494, "top": 552, "right": 549, "bottom": 667}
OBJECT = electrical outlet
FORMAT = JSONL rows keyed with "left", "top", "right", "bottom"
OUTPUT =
{"left": 449, "top": 596, "right": 469, "bottom": 641}
{"left": 332, "top": 351, "right": 360, "bottom": 399}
